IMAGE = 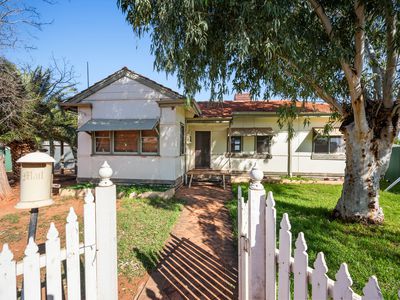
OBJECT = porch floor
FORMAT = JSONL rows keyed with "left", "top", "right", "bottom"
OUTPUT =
{"left": 135, "top": 182, "right": 237, "bottom": 299}
{"left": 186, "top": 169, "right": 230, "bottom": 190}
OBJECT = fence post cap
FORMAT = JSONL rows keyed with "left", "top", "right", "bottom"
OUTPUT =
{"left": 249, "top": 164, "right": 264, "bottom": 190}
{"left": 98, "top": 161, "right": 113, "bottom": 187}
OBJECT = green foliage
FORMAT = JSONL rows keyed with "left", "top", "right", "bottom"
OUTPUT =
{"left": 117, "top": 1, "right": 399, "bottom": 105}
{"left": 0, "top": 213, "right": 20, "bottom": 224}
{"left": 117, "top": 196, "right": 183, "bottom": 278}
{"left": 228, "top": 183, "right": 400, "bottom": 298}
{"left": 0, "top": 59, "right": 77, "bottom": 150}
{"left": 116, "top": 184, "right": 171, "bottom": 197}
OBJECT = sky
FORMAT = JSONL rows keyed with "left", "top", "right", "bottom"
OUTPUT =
{"left": 3, "top": 0, "right": 234, "bottom": 101}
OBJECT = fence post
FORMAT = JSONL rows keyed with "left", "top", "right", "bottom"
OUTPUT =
{"left": 248, "top": 166, "right": 266, "bottom": 300}
{"left": 95, "top": 161, "right": 118, "bottom": 300}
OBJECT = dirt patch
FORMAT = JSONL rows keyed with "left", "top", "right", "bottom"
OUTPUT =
{"left": 0, "top": 183, "right": 134, "bottom": 299}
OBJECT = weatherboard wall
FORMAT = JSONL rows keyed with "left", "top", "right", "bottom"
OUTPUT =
{"left": 187, "top": 115, "right": 346, "bottom": 176}
{"left": 76, "top": 76, "right": 184, "bottom": 183}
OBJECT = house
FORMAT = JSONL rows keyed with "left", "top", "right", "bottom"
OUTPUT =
{"left": 63, "top": 67, "right": 345, "bottom": 185}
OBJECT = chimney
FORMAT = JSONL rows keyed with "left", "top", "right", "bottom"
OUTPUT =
{"left": 234, "top": 93, "right": 251, "bottom": 102}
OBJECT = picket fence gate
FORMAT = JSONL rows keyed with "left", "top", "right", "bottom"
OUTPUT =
{"left": 238, "top": 167, "right": 390, "bottom": 300}
{"left": 0, "top": 162, "right": 118, "bottom": 300}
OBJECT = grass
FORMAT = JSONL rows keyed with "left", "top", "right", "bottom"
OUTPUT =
{"left": 116, "top": 184, "right": 171, "bottom": 197}
{"left": 0, "top": 213, "right": 20, "bottom": 224}
{"left": 117, "top": 196, "right": 183, "bottom": 280}
{"left": 228, "top": 182, "right": 400, "bottom": 298}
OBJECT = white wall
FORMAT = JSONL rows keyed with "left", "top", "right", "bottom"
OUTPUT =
{"left": 187, "top": 115, "right": 345, "bottom": 176}
{"left": 77, "top": 76, "right": 185, "bottom": 183}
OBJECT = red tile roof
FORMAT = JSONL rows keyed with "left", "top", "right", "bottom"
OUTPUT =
{"left": 196, "top": 100, "right": 332, "bottom": 118}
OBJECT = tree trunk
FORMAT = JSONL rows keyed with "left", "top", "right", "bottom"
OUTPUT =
{"left": 9, "top": 140, "right": 36, "bottom": 178}
{"left": 334, "top": 119, "right": 396, "bottom": 224}
{"left": 0, "top": 156, "right": 12, "bottom": 200}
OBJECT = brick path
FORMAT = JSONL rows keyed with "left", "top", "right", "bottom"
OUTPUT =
{"left": 136, "top": 182, "right": 238, "bottom": 299}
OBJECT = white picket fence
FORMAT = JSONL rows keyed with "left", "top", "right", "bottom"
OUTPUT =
{"left": 0, "top": 162, "right": 118, "bottom": 300}
{"left": 238, "top": 168, "right": 387, "bottom": 300}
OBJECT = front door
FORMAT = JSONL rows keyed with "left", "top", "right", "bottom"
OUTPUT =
{"left": 195, "top": 131, "right": 211, "bottom": 169}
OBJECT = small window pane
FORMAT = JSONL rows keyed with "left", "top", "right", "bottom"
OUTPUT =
{"left": 114, "top": 131, "right": 138, "bottom": 152}
{"left": 95, "top": 131, "right": 110, "bottom": 153}
{"left": 231, "top": 137, "right": 242, "bottom": 153}
{"left": 314, "top": 137, "right": 329, "bottom": 153}
{"left": 330, "top": 136, "right": 345, "bottom": 153}
{"left": 141, "top": 129, "right": 159, "bottom": 153}
{"left": 257, "top": 136, "right": 270, "bottom": 154}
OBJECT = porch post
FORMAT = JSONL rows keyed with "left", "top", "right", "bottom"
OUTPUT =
{"left": 95, "top": 161, "right": 118, "bottom": 300}
{"left": 248, "top": 165, "right": 266, "bottom": 299}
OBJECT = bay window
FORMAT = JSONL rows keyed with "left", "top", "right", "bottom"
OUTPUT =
{"left": 93, "top": 129, "right": 159, "bottom": 155}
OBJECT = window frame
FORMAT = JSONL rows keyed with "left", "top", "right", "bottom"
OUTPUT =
{"left": 91, "top": 128, "right": 160, "bottom": 156}
{"left": 255, "top": 135, "right": 271, "bottom": 154}
{"left": 230, "top": 136, "right": 242, "bottom": 153}
{"left": 313, "top": 135, "right": 345, "bottom": 154}
{"left": 93, "top": 131, "right": 112, "bottom": 154}
{"left": 112, "top": 130, "right": 140, "bottom": 154}
{"left": 140, "top": 128, "right": 160, "bottom": 155}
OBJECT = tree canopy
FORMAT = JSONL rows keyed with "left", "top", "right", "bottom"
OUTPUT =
{"left": 118, "top": 0, "right": 400, "bottom": 223}
{"left": 118, "top": 0, "right": 399, "bottom": 112}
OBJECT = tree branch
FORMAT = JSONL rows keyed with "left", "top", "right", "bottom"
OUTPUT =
{"left": 354, "top": 0, "right": 365, "bottom": 77}
{"left": 366, "top": 39, "right": 383, "bottom": 100}
{"left": 307, "top": 0, "right": 333, "bottom": 37}
{"left": 383, "top": 4, "right": 398, "bottom": 108}
{"left": 278, "top": 55, "right": 343, "bottom": 114}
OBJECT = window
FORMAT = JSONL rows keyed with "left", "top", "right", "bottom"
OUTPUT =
{"left": 314, "top": 136, "right": 345, "bottom": 154}
{"left": 114, "top": 131, "right": 138, "bottom": 153}
{"left": 94, "top": 131, "right": 111, "bottom": 153}
{"left": 230, "top": 136, "right": 242, "bottom": 153}
{"left": 141, "top": 129, "right": 159, "bottom": 154}
{"left": 256, "top": 136, "right": 271, "bottom": 154}
{"left": 93, "top": 129, "right": 159, "bottom": 155}
{"left": 180, "top": 123, "right": 185, "bottom": 155}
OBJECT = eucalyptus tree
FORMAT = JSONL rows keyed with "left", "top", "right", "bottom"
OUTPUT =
{"left": 118, "top": 0, "right": 400, "bottom": 223}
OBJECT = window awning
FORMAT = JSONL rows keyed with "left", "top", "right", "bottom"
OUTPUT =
{"left": 229, "top": 127, "right": 274, "bottom": 136}
{"left": 78, "top": 118, "right": 159, "bottom": 132}
{"left": 313, "top": 127, "right": 342, "bottom": 136}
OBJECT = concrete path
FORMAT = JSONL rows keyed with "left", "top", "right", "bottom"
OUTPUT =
{"left": 136, "top": 182, "right": 238, "bottom": 299}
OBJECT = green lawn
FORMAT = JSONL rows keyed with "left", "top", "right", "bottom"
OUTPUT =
{"left": 117, "top": 196, "right": 183, "bottom": 280}
{"left": 228, "top": 183, "right": 400, "bottom": 298}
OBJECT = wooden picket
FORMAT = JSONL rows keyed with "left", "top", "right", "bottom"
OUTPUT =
{"left": 238, "top": 167, "right": 391, "bottom": 300}
{"left": 293, "top": 233, "right": 308, "bottom": 300}
{"left": 265, "top": 192, "right": 276, "bottom": 300}
{"left": 66, "top": 207, "right": 81, "bottom": 299}
{"left": 0, "top": 162, "right": 118, "bottom": 300}
{"left": 84, "top": 189, "right": 97, "bottom": 300}
{"left": 45, "top": 223, "right": 62, "bottom": 300}
{"left": 0, "top": 244, "right": 16, "bottom": 300}
{"left": 23, "top": 238, "right": 41, "bottom": 300}
{"left": 278, "top": 213, "right": 291, "bottom": 300}
{"left": 311, "top": 252, "right": 329, "bottom": 300}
